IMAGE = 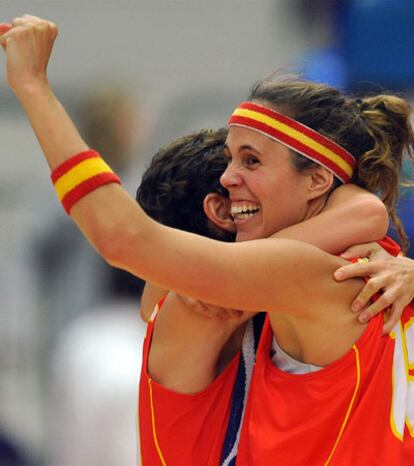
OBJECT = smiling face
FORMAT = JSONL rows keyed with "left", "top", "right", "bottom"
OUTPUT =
{"left": 220, "top": 126, "right": 313, "bottom": 242}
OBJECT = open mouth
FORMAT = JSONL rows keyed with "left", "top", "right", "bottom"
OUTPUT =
{"left": 230, "top": 203, "right": 260, "bottom": 221}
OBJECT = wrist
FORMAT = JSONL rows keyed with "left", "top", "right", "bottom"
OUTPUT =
{"left": 12, "top": 78, "right": 52, "bottom": 104}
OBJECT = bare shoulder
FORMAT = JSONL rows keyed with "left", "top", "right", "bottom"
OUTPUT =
{"left": 266, "top": 240, "right": 367, "bottom": 365}
{"left": 140, "top": 282, "right": 167, "bottom": 322}
{"left": 148, "top": 292, "right": 241, "bottom": 393}
{"left": 260, "top": 238, "right": 364, "bottom": 315}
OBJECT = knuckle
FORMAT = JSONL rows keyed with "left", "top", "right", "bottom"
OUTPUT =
{"left": 366, "top": 279, "right": 379, "bottom": 293}
{"left": 374, "top": 259, "right": 386, "bottom": 268}
{"left": 375, "top": 298, "right": 391, "bottom": 313}
{"left": 376, "top": 294, "right": 388, "bottom": 306}
{"left": 357, "top": 290, "right": 370, "bottom": 302}
{"left": 366, "top": 302, "right": 379, "bottom": 315}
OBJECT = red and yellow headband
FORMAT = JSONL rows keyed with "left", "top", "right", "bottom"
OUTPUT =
{"left": 228, "top": 101, "right": 356, "bottom": 184}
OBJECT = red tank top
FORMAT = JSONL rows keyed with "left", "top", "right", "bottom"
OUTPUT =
{"left": 138, "top": 296, "right": 240, "bottom": 466}
{"left": 236, "top": 238, "right": 414, "bottom": 465}
{"left": 139, "top": 238, "right": 414, "bottom": 465}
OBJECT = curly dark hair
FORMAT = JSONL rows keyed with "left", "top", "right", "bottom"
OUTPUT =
{"left": 136, "top": 128, "right": 234, "bottom": 241}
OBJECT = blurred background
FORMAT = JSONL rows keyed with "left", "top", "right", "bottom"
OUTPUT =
{"left": 0, "top": 1, "right": 413, "bottom": 465}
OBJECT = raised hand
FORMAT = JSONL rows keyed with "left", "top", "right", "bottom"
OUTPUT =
{"left": 0, "top": 15, "right": 57, "bottom": 95}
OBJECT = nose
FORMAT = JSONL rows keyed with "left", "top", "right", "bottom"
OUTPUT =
{"left": 220, "top": 162, "right": 243, "bottom": 189}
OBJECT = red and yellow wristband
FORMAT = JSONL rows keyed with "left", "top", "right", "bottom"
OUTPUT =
{"left": 50, "top": 150, "right": 121, "bottom": 214}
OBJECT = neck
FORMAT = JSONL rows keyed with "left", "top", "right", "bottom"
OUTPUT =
{"left": 304, "top": 195, "right": 329, "bottom": 221}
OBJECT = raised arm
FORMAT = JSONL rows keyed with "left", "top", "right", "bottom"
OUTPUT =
{"left": 1, "top": 16, "right": 363, "bottom": 316}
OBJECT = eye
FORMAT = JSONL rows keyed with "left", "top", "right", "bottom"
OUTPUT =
{"left": 245, "top": 155, "right": 260, "bottom": 167}
{"left": 223, "top": 149, "right": 232, "bottom": 165}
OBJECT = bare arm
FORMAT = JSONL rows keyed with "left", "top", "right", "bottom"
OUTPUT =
{"left": 274, "top": 184, "right": 388, "bottom": 254}
{"left": 1, "top": 17, "right": 363, "bottom": 316}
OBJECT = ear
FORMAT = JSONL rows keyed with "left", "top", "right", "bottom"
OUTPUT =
{"left": 307, "top": 166, "right": 334, "bottom": 200}
{"left": 203, "top": 193, "right": 235, "bottom": 233}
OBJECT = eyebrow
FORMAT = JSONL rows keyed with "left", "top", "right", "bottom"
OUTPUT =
{"left": 224, "top": 143, "right": 261, "bottom": 153}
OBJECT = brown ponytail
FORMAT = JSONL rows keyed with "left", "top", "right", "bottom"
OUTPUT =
{"left": 355, "top": 95, "right": 414, "bottom": 252}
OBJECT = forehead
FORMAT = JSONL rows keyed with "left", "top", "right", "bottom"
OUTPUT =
{"left": 225, "top": 126, "right": 291, "bottom": 158}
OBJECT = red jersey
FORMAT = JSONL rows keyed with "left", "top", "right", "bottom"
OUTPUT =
{"left": 236, "top": 238, "right": 414, "bottom": 465}
{"left": 236, "top": 308, "right": 414, "bottom": 465}
{"left": 138, "top": 297, "right": 239, "bottom": 466}
{"left": 139, "top": 237, "right": 414, "bottom": 465}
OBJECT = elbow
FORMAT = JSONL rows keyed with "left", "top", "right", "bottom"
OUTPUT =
{"left": 93, "top": 223, "right": 133, "bottom": 268}
{"left": 94, "top": 231, "right": 120, "bottom": 266}
{"left": 93, "top": 212, "right": 154, "bottom": 275}
{"left": 362, "top": 198, "right": 389, "bottom": 240}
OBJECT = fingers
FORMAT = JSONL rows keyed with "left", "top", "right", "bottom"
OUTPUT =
{"left": 353, "top": 285, "right": 407, "bottom": 335}
{"left": 0, "top": 16, "right": 57, "bottom": 48}
{"left": 1, "top": 15, "right": 59, "bottom": 91}
{"left": 334, "top": 261, "right": 376, "bottom": 281}
{"left": 339, "top": 244, "right": 414, "bottom": 334}
{"left": 350, "top": 277, "right": 384, "bottom": 312}
{"left": 19, "top": 14, "right": 44, "bottom": 23}
{"left": 177, "top": 293, "right": 240, "bottom": 320}
{"left": 382, "top": 301, "right": 404, "bottom": 335}
{"left": 5, "top": 15, "right": 57, "bottom": 37}
{"left": 340, "top": 242, "right": 381, "bottom": 260}
{"left": 356, "top": 288, "right": 396, "bottom": 322}
{"left": 12, "top": 14, "right": 50, "bottom": 26}
{"left": 11, "top": 17, "right": 26, "bottom": 27}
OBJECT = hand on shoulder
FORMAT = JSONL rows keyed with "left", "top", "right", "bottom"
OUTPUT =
{"left": 334, "top": 242, "right": 414, "bottom": 333}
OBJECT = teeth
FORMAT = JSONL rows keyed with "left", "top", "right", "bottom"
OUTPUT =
{"left": 235, "top": 211, "right": 257, "bottom": 219}
{"left": 231, "top": 204, "right": 260, "bottom": 217}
